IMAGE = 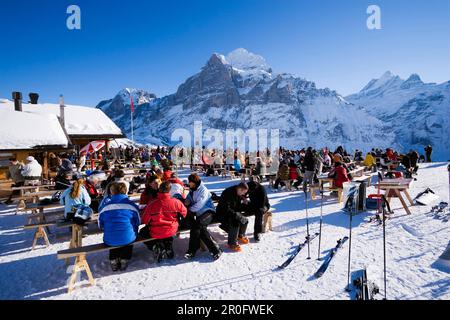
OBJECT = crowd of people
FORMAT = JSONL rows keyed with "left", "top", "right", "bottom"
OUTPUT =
{"left": 264, "top": 145, "right": 426, "bottom": 194}
{"left": 3, "top": 143, "right": 433, "bottom": 272}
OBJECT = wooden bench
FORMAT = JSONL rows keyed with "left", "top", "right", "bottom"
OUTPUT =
{"left": 22, "top": 209, "right": 69, "bottom": 249}
{"left": 23, "top": 221, "right": 54, "bottom": 250}
{"left": 349, "top": 167, "right": 365, "bottom": 178}
{"left": 310, "top": 177, "right": 334, "bottom": 200}
{"left": 191, "top": 164, "right": 205, "bottom": 172}
{"left": 353, "top": 174, "right": 373, "bottom": 187}
{"left": 14, "top": 190, "right": 57, "bottom": 214}
{"left": 221, "top": 166, "right": 237, "bottom": 179}
{"left": 328, "top": 187, "right": 344, "bottom": 203}
{"left": 265, "top": 174, "right": 277, "bottom": 188}
{"left": 57, "top": 231, "right": 193, "bottom": 293}
{"left": 57, "top": 209, "right": 270, "bottom": 293}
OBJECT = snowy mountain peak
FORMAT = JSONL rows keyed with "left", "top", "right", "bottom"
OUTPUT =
{"left": 380, "top": 70, "right": 395, "bottom": 80}
{"left": 208, "top": 53, "right": 228, "bottom": 66}
{"left": 405, "top": 73, "right": 423, "bottom": 83}
{"left": 117, "top": 88, "right": 156, "bottom": 104}
{"left": 225, "top": 48, "right": 271, "bottom": 73}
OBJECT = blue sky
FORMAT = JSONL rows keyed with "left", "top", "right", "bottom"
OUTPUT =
{"left": 1, "top": 0, "right": 449, "bottom": 106}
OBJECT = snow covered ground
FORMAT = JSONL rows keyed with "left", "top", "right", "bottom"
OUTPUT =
{"left": 0, "top": 163, "right": 449, "bottom": 300}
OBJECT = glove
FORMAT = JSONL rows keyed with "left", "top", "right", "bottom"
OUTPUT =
{"left": 236, "top": 212, "right": 248, "bottom": 225}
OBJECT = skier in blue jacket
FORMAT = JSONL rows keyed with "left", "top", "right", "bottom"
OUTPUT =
{"left": 98, "top": 182, "right": 141, "bottom": 271}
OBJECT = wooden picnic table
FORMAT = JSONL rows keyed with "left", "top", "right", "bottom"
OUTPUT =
{"left": 22, "top": 203, "right": 64, "bottom": 249}
{"left": 311, "top": 175, "right": 335, "bottom": 200}
{"left": 11, "top": 184, "right": 55, "bottom": 194}
{"left": 22, "top": 202, "right": 64, "bottom": 223}
{"left": 348, "top": 166, "right": 365, "bottom": 177}
{"left": 375, "top": 178, "right": 414, "bottom": 215}
{"left": 61, "top": 197, "right": 142, "bottom": 249}
{"left": 14, "top": 190, "right": 57, "bottom": 214}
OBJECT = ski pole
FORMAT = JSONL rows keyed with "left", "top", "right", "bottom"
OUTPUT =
{"left": 317, "top": 181, "right": 324, "bottom": 260}
{"left": 346, "top": 198, "right": 353, "bottom": 292}
{"left": 382, "top": 195, "right": 387, "bottom": 300}
{"left": 305, "top": 186, "right": 311, "bottom": 260}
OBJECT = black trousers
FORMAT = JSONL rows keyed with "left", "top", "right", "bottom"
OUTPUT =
{"left": 293, "top": 178, "right": 303, "bottom": 188}
{"left": 6, "top": 182, "right": 24, "bottom": 201}
{"left": 228, "top": 219, "right": 248, "bottom": 246}
{"left": 109, "top": 244, "right": 133, "bottom": 261}
{"left": 243, "top": 209, "right": 264, "bottom": 235}
{"left": 90, "top": 198, "right": 100, "bottom": 213}
{"left": 273, "top": 178, "right": 286, "bottom": 189}
{"left": 186, "top": 211, "right": 220, "bottom": 255}
{"left": 138, "top": 228, "right": 174, "bottom": 252}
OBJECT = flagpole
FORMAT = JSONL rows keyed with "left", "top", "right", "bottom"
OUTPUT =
{"left": 131, "top": 107, "right": 134, "bottom": 142}
{"left": 130, "top": 93, "right": 134, "bottom": 143}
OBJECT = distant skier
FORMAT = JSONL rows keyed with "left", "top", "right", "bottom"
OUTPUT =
{"left": 302, "top": 147, "right": 315, "bottom": 192}
{"left": 424, "top": 145, "right": 433, "bottom": 163}
{"left": 409, "top": 150, "right": 419, "bottom": 174}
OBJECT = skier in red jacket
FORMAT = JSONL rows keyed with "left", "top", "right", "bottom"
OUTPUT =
{"left": 328, "top": 161, "right": 350, "bottom": 188}
{"left": 140, "top": 181, "right": 187, "bottom": 262}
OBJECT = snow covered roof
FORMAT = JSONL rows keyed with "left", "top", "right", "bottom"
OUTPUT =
{"left": 0, "top": 99, "right": 123, "bottom": 137}
{"left": 0, "top": 108, "right": 69, "bottom": 150}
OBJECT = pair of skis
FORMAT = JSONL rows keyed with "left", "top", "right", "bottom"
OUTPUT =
{"left": 278, "top": 232, "right": 319, "bottom": 269}
{"left": 278, "top": 183, "right": 323, "bottom": 270}
{"left": 279, "top": 182, "right": 347, "bottom": 277}
{"left": 315, "top": 236, "right": 349, "bottom": 278}
{"left": 278, "top": 234, "right": 349, "bottom": 279}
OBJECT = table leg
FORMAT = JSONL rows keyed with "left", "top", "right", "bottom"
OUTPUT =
{"left": 65, "top": 226, "right": 77, "bottom": 265}
{"left": 39, "top": 208, "right": 51, "bottom": 235}
{"left": 403, "top": 189, "right": 414, "bottom": 206}
{"left": 395, "top": 189, "right": 411, "bottom": 215}
{"left": 76, "top": 225, "right": 82, "bottom": 247}
{"left": 385, "top": 188, "right": 392, "bottom": 204}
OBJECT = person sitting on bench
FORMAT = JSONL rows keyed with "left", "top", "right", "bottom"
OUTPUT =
{"left": 84, "top": 174, "right": 101, "bottom": 212}
{"left": 140, "top": 181, "right": 187, "bottom": 262}
{"left": 4, "top": 158, "right": 24, "bottom": 204}
{"left": 363, "top": 152, "right": 377, "bottom": 172}
{"left": 60, "top": 177, "right": 91, "bottom": 220}
{"left": 98, "top": 182, "right": 140, "bottom": 272}
{"left": 216, "top": 182, "right": 250, "bottom": 252}
{"left": 327, "top": 161, "right": 349, "bottom": 192}
{"left": 183, "top": 174, "right": 222, "bottom": 261}
{"left": 243, "top": 179, "right": 270, "bottom": 242}
{"left": 139, "top": 175, "right": 161, "bottom": 205}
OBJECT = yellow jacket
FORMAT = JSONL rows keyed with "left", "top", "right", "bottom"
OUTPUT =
{"left": 363, "top": 154, "right": 376, "bottom": 167}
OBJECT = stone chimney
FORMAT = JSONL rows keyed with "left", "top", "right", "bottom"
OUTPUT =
{"left": 12, "top": 91, "right": 22, "bottom": 111}
{"left": 59, "top": 94, "right": 66, "bottom": 129}
{"left": 29, "top": 93, "right": 39, "bottom": 104}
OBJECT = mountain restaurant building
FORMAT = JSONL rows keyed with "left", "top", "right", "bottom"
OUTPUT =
{"left": 0, "top": 94, "right": 124, "bottom": 180}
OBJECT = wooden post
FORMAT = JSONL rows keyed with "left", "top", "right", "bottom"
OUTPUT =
{"left": 105, "top": 140, "right": 110, "bottom": 160}
{"left": 32, "top": 226, "right": 50, "bottom": 250}
{"left": 66, "top": 224, "right": 79, "bottom": 265}
{"left": 43, "top": 152, "right": 49, "bottom": 180}
{"left": 67, "top": 254, "right": 95, "bottom": 293}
